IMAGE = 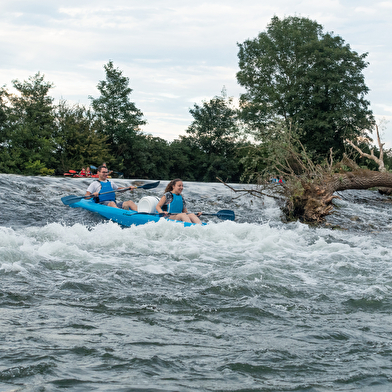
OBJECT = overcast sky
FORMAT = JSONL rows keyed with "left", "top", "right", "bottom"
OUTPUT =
{"left": 1, "top": 0, "right": 392, "bottom": 147}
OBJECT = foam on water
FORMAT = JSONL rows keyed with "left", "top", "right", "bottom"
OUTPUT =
{"left": 2, "top": 174, "right": 392, "bottom": 391}
{"left": 2, "top": 217, "right": 390, "bottom": 298}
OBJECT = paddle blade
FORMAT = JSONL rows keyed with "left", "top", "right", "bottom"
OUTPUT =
{"left": 61, "top": 195, "right": 84, "bottom": 205}
{"left": 136, "top": 181, "right": 160, "bottom": 190}
{"left": 216, "top": 210, "right": 235, "bottom": 221}
{"left": 90, "top": 165, "right": 97, "bottom": 170}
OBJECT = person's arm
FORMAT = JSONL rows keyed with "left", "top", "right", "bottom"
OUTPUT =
{"left": 106, "top": 181, "right": 135, "bottom": 192}
{"left": 85, "top": 189, "right": 100, "bottom": 199}
{"left": 85, "top": 182, "right": 99, "bottom": 198}
{"left": 117, "top": 185, "right": 136, "bottom": 192}
{"left": 156, "top": 195, "right": 168, "bottom": 215}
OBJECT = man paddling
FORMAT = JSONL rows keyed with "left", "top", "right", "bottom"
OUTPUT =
{"left": 85, "top": 165, "right": 137, "bottom": 210}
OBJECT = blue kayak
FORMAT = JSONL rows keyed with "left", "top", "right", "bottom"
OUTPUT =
{"left": 67, "top": 198, "right": 205, "bottom": 227}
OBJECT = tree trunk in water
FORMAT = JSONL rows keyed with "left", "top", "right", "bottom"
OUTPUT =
{"left": 293, "top": 170, "right": 392, "bottom": 223}
{"left": 379, "top": 187, "right": 392, "bottom": 196}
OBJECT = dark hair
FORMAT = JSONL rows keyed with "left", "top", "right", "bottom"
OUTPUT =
{"left": 97, "top": 165, "right": 108, "bottom": 172}
{"left": 164, "top": 178, "right": 182, "bottom": 193}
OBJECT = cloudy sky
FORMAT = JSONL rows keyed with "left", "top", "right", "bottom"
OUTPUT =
{"left": 1, "top": 0, "right": 392, "bottom": 147}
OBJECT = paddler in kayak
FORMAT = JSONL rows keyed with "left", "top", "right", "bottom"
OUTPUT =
{"left": 156, "top": 179, "right": 202, "bottom": 224}
{"left": 79, "top": 167, "right": 86, "bottom": 177}
{"left": 84, "top": 165, "right": 137, "bottom": 210}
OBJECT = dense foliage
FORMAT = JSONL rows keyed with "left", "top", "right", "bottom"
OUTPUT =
{"left": 89, "top": 60, "right": 147, "bottom": 178}
{"left": 0, "top": 73, "right": 57, "bottom": 174}
{"left": 184, "top": 90, "right": 249, "bottom": 182}
{"left": 237, "top": 16, "right": 375, "bottom": 161}
{"left": 0, "top": 65, "right": 246, "bottom": 181}
{"left": 53, "top": 100, "right": 113, "bottom": 173}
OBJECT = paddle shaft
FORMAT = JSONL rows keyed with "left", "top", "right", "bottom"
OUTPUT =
{"left": 62, "top": 187, "right": 133, "bottom": 205}
{"left": 88, "top": 186, "right": 132, "bottom": 197}
{"left": 159, "top": 209, "right": 235, "bottom": 221}
{"left": 90, "top": 180, "right": 160, "bottom": 197}
{"left": 200, "top": 213, "right": 225, "bottom": 217}
{"left": 62, "top": 181, "right": 160, "bottom": 206}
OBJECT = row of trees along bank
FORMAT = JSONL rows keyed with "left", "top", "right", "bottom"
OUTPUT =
{"left": 0, "top": 62, "right": 248, "bottom": 182}
{"left": 1, "top": 16, "right": 391, "bottom": 191}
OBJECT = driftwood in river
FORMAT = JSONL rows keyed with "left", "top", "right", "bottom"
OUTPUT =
{"left": 219, "top": 126, "right": 392, "bottom": 223}
{"left": 283, "top": 168, "right": 392, "bottom": 222}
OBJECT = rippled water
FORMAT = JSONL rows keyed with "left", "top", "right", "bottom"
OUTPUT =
{"left": 1, "top": 174, "right": 392, "bottom": 391}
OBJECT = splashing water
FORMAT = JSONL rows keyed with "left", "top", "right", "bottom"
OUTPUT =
{"left": 1, "top": 174, "right": 392, "bottom": 391}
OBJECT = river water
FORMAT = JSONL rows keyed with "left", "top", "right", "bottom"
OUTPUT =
{"left": 1, "top": 174, "right": 392, "bottom": 391}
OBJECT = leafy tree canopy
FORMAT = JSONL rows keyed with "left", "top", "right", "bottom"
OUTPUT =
{"left": 237, "top": 16, "right": 374, "bottom": 160}
{"left": 184, "top": 88, "right": 245, "bottom": 181}
{"left": 0, "top": 72, "right": 57, "bottom": 174}
{"left": 54, "top": 100, "right": 113, "bottom": 173}
{"left": 186, "top": 88, "right": 240, "bottom": 155}
{"left": 89, "top": 60, "right": 146, "bottom": 174}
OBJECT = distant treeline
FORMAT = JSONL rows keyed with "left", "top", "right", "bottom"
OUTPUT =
{"left": 1, "top": 16, "right": 391, "bottom": 181}
{"left": 0, "top": 62, "right": 248, "bottom": 181}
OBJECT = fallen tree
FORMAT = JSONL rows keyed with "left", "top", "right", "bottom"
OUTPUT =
{"left": 220, "top": 126, "right": 392, "bottom": 223}
{"left": 282, "top": 165, "right": 392, "bottom": 223}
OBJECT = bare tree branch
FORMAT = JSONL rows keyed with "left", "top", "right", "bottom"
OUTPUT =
{"left": 216, "top": 177, "right": 282, "bottom": 200}
{"left": 345, "top": 125, "right": 386, "bottom": 172}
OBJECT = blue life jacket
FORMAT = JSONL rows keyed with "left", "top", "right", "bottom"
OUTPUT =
{"left": 167, "top": 193, "right": 183, "bottom": 214}
{"left": 96, "top": 181, "right": 116, "bottom": 203}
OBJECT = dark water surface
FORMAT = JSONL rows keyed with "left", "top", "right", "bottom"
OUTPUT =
{"left": 1, "top": 174, "right": 392, "bottom": 391}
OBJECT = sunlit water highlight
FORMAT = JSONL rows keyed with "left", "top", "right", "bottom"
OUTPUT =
{"left": 1, "top": 174, "right": 392, "bottom": 391}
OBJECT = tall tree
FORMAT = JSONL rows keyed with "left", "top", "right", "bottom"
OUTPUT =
{"left": 54, "top": 100, "right": 113, "bottom": 173}
{"left": 185, "top": 89, "right": 244, "bottom": 182}
{"left": 89, "top": 60, "right": 146, "bottom": 176}
{"left": 167, "top": 138, "right": 206, "bottom": 181}
{"left": 128, "top": 135, "right": 171, "bottom": 179}
{"left": 1, "top": 73, "right": 57, "bottom": 174}
{"left": 237, "top": 16, "right": 374, "bottom": 160}
{"left": 0, "top": 86, "right": 14, "bottom": 173}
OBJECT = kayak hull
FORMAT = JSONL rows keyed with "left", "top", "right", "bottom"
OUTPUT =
{"left": 68, "top": 198, "right": 204, "bottom": 227}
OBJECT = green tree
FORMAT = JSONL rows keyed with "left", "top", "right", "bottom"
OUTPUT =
{"left": 0, "top": 86, "right": 13, "bottom": 172}
{"left": 1, "top": 73, "right": 57, "bottom": 174}
{"left": 237, "top": 16, "right": 374, "bottom": 160}
{"left": 89, "top": 60, "right": 146, "bottom": 176}
{"left": 54, "top": 100, "right": 113, "bottom": 174}
{"left": 128, "top": 135, "right": 172, "bottom": 179}
{"left": 167, "top": 137, "right": 206, "bottom": 181}
{"left": 185, "top": 89, "right": 244, "bottom": 182}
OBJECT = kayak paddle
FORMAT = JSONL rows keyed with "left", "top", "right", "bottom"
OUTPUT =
{"left": 200, "top": 210, "right": 235, "bottom": 221}
{"left": 61, "top": 181, "right": 160, "bottom": 206}
{"left": 159, "top": 209, "right": 235, "bottom": 221}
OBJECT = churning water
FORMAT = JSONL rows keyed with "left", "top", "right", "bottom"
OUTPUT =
{"left": 1, "top": 174, "right": 392, "bottom": 391}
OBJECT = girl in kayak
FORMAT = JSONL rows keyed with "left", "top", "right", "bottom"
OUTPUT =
{"left": 156, "top": 179, "right": 202, "bottom": 224}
